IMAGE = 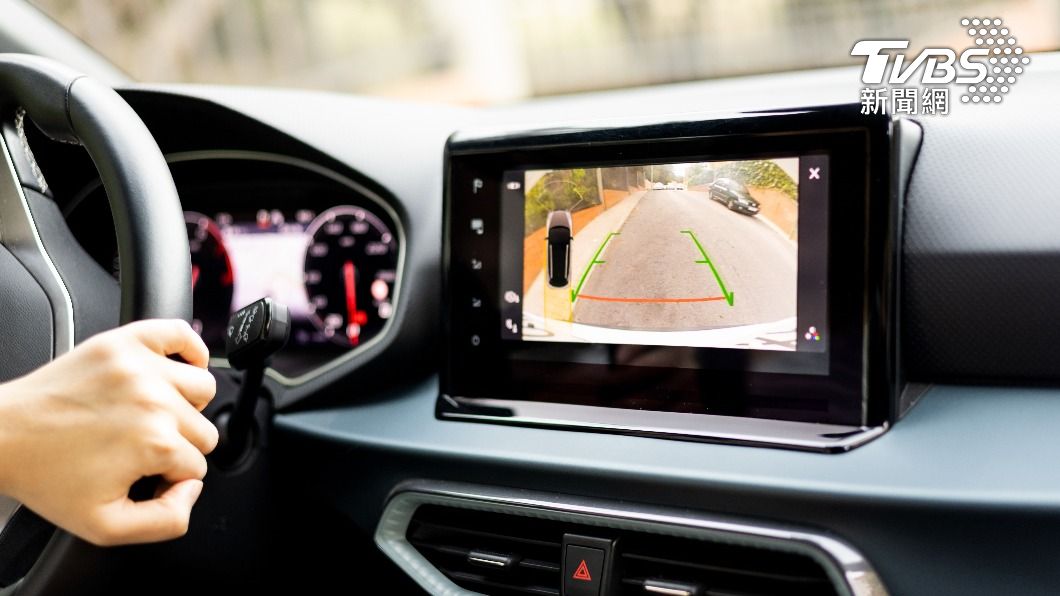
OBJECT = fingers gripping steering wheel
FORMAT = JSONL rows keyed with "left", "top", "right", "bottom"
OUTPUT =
{"left": 0, "top": 54, "right": 191, "bottom": 594}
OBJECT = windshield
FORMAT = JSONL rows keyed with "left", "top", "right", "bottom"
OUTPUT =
{"left": 29, "top": 0, "right": 1060, "bottom": 106}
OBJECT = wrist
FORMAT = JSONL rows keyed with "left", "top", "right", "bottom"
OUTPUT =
{"left": 0, "top": 381, "right": 27, "bottom": 498}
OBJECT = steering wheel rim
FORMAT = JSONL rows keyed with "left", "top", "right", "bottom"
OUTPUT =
{"left": 0, "top": 54, "right": 191, "bottom": 594}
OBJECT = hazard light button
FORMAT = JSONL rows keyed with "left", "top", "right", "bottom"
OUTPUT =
{"left": 563, "top": 545, "right": 605, "bottom": 596}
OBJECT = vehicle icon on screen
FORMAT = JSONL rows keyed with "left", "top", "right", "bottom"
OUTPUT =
{"left": 546, "top": 210, "right": 573, "bottom": 287}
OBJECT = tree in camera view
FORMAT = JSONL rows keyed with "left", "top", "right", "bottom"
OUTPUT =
{"left": 524, "top": 168, "right": 601, "bottom": 234}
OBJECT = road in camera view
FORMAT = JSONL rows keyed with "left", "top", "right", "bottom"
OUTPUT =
{"left": 570, "top": 189, "right": 797, "bottom": 332}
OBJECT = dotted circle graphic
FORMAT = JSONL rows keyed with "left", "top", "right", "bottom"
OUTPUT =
{"left": 959, "top": 17, "right": 1028, "bottom": 103}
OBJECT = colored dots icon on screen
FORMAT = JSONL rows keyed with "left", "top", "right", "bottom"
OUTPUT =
{"left": 804, "top": 326, "right": 821, "bottom": 342}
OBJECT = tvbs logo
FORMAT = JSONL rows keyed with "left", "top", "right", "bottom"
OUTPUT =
{"left": 852, "top": 18, "right": 1029, "bottom": 114}
{"left": 852, "top": 40, "right": 989, "bottom": 85}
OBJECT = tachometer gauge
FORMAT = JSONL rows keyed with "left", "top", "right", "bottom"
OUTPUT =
{"left": 185, "top": 211, "right": 234, "bottom": 348}
{"left": 303, "top": 205, "right": 398, "bottom": 347}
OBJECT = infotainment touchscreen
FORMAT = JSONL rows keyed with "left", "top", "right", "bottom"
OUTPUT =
{"left": 440, "top": 106, "right": 896, "bottom": 450}
{"left": 500, "top": 157, "right": 826, "bottom": 355}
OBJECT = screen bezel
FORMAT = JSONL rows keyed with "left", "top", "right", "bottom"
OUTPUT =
{"left": 441, "top": 108, "right": 893, "bottom": 430}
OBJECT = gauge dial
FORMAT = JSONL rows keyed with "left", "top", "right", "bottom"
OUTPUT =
{"left": 185, "top": 211, "right": 234, "bottom": 348}
{"left": 303, "top": 206, "right": 398, "bottom": 347}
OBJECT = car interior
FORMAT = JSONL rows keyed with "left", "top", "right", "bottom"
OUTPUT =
{"left": 0, "top": 1, "right": 1059, "bottom": 594}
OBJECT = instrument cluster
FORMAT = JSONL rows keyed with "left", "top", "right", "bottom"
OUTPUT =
{"left": 66, "top": 155, "right": 403, "bottom": 381}
{"left": 186, "top": 204, "right": 399, "bottom": 363}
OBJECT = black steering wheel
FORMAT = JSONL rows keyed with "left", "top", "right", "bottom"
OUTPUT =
{"left": 0, "top": 54, "right": 191, "bottom": 594}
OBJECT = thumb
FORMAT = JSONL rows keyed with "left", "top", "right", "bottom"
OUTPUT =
{"left": 91, "top": 479, "right": 203, "bottom": 546}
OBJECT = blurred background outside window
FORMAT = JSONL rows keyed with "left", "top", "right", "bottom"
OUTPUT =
{"left": 28, "top": 0, "right": 1060, "bottom": 105}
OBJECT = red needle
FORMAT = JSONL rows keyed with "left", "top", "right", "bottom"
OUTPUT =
{"left": 343, "top": 260, "right": 360, "bottom": 345}
{"left": 191, "top": 265, "right": 200, "bottom": 289}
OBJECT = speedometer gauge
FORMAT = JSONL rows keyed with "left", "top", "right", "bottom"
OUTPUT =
{"left": 303, "top": 206, "right": 398, "bottom": 347}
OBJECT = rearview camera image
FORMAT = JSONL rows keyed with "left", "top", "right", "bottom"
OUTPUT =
{"left": 520, "top": 159, "right": 799, "bottom": 351}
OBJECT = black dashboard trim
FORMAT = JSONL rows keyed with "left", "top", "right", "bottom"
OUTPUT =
{"left": 438, "top": 395, "right": 887, "bottom": 453}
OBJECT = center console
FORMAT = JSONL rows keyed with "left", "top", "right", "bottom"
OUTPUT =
{"left": 439, "top": 105, "right": 899, "bottom": 451}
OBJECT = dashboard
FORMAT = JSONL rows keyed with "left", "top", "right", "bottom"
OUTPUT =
{"left": 19, "top": 54, "right": 1060, "bottom": 595}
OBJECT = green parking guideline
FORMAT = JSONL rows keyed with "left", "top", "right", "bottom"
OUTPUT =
{"left": 681, "top": 230, "right": 735, "bottom": 306}
{"left": 570, "top": 232, "right": 618, "bottom": 303}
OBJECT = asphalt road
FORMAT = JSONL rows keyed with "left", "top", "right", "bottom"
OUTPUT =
{"left": 572, "top": 189, "right": 797, "bottom": 331}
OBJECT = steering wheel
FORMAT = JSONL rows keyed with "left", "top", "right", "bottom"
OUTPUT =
{"left": 0, "top": 54, "right": 191, "bottom": 594}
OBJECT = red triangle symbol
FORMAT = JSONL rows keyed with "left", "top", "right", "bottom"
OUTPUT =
{"left": 572, "top": 559, "right": 592, "bottom": 582}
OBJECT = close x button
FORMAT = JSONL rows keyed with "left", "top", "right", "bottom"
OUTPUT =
{"left": 563, "top": 534, "right": 615, "bottom": 596}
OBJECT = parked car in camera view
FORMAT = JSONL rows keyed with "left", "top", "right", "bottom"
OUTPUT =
{"left": 546, "top": 210, "right": 573, "bottom": 287}
{"left": 709, "top": 177, "right": 760, "bottom": 215}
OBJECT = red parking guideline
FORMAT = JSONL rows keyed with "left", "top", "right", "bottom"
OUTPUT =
{"left": 576, "top": 294, "right": 726, "bottom": 303}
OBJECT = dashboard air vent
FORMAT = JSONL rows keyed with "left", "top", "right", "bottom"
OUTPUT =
{"left": 617, "top": 532, "right": 836, "bottom": 596}
{"left": 407, "top": 504, "right": 564, "bottom": 595}
{"left": 406, "top": 504, "right": 843, "bottom": 596}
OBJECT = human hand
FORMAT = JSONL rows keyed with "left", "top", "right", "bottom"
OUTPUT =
{"left": 0, "top": 320, "right": 217, "bottom": 546}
